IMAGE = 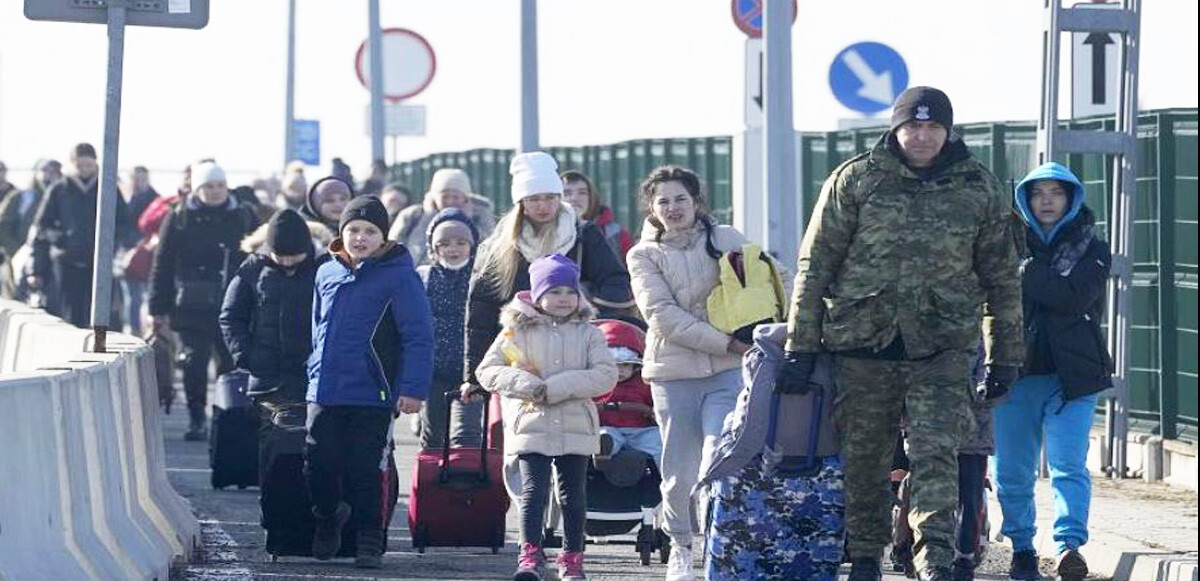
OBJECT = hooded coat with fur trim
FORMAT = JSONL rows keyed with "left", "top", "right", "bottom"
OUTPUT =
{"left": 477, "top": 292, "right": 617, "bottom": 457}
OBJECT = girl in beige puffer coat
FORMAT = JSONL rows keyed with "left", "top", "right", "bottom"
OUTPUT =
{"left": 477, "top": 254, "right": 616, "bottom": 581}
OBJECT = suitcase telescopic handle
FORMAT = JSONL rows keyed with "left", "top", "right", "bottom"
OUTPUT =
{"left": 765, "top": 384, "right": 825, "bottom": 474}
{"left": 438, "top": 389, "right": 491, "bottom": 484}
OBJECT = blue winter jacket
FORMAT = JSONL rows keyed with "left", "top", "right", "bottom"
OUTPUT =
{"left": 307, "top": 241, "right": 435, "bottom": 408}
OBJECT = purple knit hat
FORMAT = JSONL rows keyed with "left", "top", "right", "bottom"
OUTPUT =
{"left": 529, "top": 254, "right": 581, "bottom": 303}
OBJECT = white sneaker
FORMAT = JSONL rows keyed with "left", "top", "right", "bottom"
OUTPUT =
{"left": 665, "top": 544, "right": 694, "bottom": 581}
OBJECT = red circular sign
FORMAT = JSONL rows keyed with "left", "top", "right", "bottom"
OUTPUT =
{"left": 731, "top": 0, "right": 797, "bottom": 38}
{"left": 355, "top": 28, "right": 437, "bottom": 102}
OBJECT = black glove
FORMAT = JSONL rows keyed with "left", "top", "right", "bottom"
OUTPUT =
{"left": 776, "top": 351, "right": 818, "bottom": 394}
{"left": 980, "top": 364, "right": 1020, "bottom": 401}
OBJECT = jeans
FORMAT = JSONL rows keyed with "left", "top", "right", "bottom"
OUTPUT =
{"left": 518, "top": 453, "right": 588, "bottom": 552}
{"left": 121, "top": 278, "right": 146, "bottom": 336}
{"left": 651, "top": 368, "right": 741, "bottom": 547}
{"left": 992, "top": 375, "right": 1098, "bottom": 554}
{"left": 599, "top": 426, "right": 663, "bottom": 469}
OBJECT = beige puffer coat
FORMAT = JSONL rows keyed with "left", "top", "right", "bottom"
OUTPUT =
{"left": 628, "top": 219, "right": 748, "bottom": 382}
{"left": 477, "top": 292, "right": 617, "bottom": 457}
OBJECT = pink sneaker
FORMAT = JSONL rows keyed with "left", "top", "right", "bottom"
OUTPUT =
{"left": 513, "top": 543, "right": 545, "bottom": 581}
{"left": 557, "top": 550, "right": 587, "bottom": 581}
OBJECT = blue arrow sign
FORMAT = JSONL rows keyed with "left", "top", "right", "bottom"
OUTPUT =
{"left": 293, "top": 119, "right": 320, "bottom": 166}
{"left": 828, "top": 42, "right": 909, "bottom": 114}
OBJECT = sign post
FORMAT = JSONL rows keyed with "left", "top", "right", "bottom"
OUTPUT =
{"left": 762, "top": 0, "right": 798, "bottom": 267}
{"left": 828, "top": 41, "right": 908, "bottom": 116}
{"left": 24, "top": 0, "right": 209, "bottom": 353}
{"left": 1071, "top": 2, "right": 1120, "bottom": 118}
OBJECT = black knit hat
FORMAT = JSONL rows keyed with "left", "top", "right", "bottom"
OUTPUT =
{"left": 891, "top": 86, "right": 954, "bottom": 131}
{"left": 338, "top": 195, "right": 389, "bottom": 236}
{"left": 266, "top": 209, "right": 311, "bottom": 255}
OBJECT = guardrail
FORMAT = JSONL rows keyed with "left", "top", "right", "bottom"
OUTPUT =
{"left": 0, "top": 300, "right": 199, "bottom": 580}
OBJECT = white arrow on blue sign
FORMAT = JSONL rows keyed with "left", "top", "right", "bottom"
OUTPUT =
{"left": 828, "top": 42, "right": 909, "bottom": 114}
{"left": 293, "top": 119, "right": 320, "bottom": 166}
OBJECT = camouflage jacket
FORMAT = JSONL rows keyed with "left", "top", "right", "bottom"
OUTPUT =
{"left": 785, "top": 134, "right": 1024, "bottom": 366}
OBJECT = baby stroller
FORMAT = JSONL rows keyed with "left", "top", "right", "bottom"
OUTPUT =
{"left": 544, "top": 447, "right": 669, "bottom": 565}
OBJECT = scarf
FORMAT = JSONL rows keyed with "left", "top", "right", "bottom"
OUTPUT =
{"left": 515, "top": 203, "right": 577, "bottom": 263}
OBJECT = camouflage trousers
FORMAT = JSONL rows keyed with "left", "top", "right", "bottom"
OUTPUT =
{"left": 834, "top": 350, "right": 975, "bottom": 570}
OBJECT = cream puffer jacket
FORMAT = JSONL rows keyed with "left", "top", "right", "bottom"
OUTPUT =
{"left": 628, "top": 219, "right": 748, "bottom": 382}
{"left": 477, "top": 292, "right": 617, "bottom": 457}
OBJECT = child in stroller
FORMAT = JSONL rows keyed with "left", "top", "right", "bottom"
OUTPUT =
{"left": 545, "top": 319, "right": 669, "bottom": 566}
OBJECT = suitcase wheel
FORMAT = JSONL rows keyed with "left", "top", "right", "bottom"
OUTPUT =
{"left": 636, "top": 526, "right": 654, "bottom": 566}
{"left": 542, "top": 528, "right": 562, "bottom": 549}
{"left": 413, "top": 524, "right": 427, "bottom": 553}
{"left": 491, "top": 527, "right": 505, "bottom": 554}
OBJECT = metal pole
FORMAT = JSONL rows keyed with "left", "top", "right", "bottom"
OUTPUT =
{"left": 520, "top": 0, "right": 540, "bottom": 152}
{"left": 284, "top": 0, "right": 296, "bottom": 168}
{"left": 90, "top": 2, "right": 127, "bottom": 353}
{"left": 1037, "top": 0, "right": 1062, "bottom": 164}
{"left": 762, "top": 0, "right": 797, "bottom": 266}
{"left": 368, "top": 0, "right": 385, "bottom": 162}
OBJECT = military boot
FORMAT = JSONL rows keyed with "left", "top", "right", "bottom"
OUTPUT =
{"left": 917, "top": 566, "right": 954, "bottom": 581}
{"left": 848, "top": 557, "right": 883, "bottom": 581}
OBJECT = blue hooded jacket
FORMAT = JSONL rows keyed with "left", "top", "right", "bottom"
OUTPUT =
{"left": 1013, "top": 162, "right": 1085, "bottom": 243}
{"left": 307, "top": 241, "right": 434, "bottom": 408}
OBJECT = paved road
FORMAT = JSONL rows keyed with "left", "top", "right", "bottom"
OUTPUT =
{"left": 166, "top": 384, "right": 1027, "bottom": 581}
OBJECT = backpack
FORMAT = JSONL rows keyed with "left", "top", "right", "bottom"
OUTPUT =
{"left": 706, "top": 243, "right": 787, "bottom": 343}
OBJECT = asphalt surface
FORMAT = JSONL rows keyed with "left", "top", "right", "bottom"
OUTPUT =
{"left": 165, "top": 382, "right": 1031, "bottom": 581}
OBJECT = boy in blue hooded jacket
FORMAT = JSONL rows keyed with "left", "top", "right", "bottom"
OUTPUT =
{"left": 991, "top": 163, "right": 1112, "bottom": 581}
{"left": 306, "top": 195, "right": 434, "bottom": 568}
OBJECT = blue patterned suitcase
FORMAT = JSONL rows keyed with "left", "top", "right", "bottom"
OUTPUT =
{"left": 704, "top": 386, "right": 846, "bottom": 581}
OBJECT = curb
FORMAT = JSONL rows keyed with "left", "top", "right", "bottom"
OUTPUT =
{"left": 987, "top": 495, "right": 1198, "bottom": 581}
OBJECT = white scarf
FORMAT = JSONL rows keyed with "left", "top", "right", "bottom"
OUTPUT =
{"left": 515, "top": 203, "right": 577, "bottom": 263}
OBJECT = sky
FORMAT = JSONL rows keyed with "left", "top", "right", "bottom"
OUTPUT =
{"left": 0, "top": 0, "right": 1196, "bottom": 188}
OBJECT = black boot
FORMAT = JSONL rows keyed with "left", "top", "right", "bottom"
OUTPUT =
{"left": 848, "top": 557, "right": 883, "bottom": 581}
{"left": 184, "top": 407, "right": 207, "bottom": 441}
{"left": 1010, "top": 550, "right": 1042, "bottom": 581}
{"left": 311, "top": 501, "right": 351, "bottom": 560}
{"left": 951, "top": 557, "right": 976, "bottom": 581}
{"left": 354, "top": 527, "right": 383, "bottom": 569}
{"left": 917, "top": 565, "right": 953, "bottom": 581}
{"left": 1055, "top": 549, "right": 1088, "bottom": 581}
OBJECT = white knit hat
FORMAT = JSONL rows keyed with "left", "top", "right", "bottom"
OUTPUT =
{"left": 191, "top": 160, "right": 226, "bottom": 188}
{"left": 428, "top": 168, "right": 472, "bottom": 195}
{"left": 509, "top": 152, "right": 563, "bottom": 204}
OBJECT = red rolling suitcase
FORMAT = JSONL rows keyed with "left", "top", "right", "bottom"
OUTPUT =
{"left": 408, "top": 391, "right": 509, "bottom": 553}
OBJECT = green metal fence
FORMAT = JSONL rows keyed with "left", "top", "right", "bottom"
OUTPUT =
{"left": 392, "top": 108, "right": 1197, "bottom": 442}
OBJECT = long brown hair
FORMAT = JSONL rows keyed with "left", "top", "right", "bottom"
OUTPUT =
{"left": 475, "top": 202, "right": 564, "bottom": 299}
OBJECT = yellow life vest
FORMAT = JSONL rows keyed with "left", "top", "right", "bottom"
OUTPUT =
{"left": 706, "top": 243, "right": 788, "bottom": 335}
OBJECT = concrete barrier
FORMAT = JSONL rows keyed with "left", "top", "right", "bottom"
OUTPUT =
{"left": 0, "top": 300, "right": 199, "bottom": 579}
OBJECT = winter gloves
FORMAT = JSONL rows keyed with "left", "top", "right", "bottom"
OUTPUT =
{"left": 776, "top": 351, "right": 818, "bottom": 394}
{"left": 981, "top": 364, "right": 1020, "bottom": 401}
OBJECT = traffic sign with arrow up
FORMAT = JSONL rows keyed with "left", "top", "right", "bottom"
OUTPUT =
{"left": 1071, "top": 2, "right": 1120, "bottom": 118}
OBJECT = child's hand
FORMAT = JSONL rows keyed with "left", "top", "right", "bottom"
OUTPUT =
{"left": 519, "top": 362, "right": 541, "bottom": 376}
{"left": 394, "top": 396, "right": 422, "bottom": 416}
{"left": 459, "top": 383, "right": 486, "bottom": 403}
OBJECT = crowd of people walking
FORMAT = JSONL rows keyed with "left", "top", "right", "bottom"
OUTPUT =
{"left": 0, "top": 85, "right": 1111, "bottom": 581}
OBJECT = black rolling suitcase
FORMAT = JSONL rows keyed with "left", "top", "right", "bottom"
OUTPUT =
{"left": 260, "top": 408, "right": 400, "bottom": 561}
{"left": 210, "top": 371, "right": 260, "bottom": 489}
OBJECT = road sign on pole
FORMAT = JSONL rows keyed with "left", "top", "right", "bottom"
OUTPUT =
{"left": 731, "top": 0, "right": 796, "bottom": 38}
{"left": 828, "top": 42, "right": 908, "bottom": 114}
{"left": 744, "top": 38, "right": 763, "bottom": 127}
{"left": 355, "top": 28, "right": 437, "bottom": 102}
{"left": 1071, "top": 2, "right": 1120, "bottom": 118}
{"left": 362, "top": 104, "right": 427, "bottom": 137}
{"left": 23, "top": 0, "right": 208, "bottom": 353}
{"left": 293, "top": 119, "right": 320, "bottom": 166}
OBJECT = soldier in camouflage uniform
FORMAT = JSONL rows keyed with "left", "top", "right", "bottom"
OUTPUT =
{"left": 776, "top": 87, "right": 1024, "bottom": 581}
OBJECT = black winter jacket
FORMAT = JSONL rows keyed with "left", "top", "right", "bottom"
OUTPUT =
{"left": 464, "top": 221, "right": 634, "bottom": 384}
{"left": 1021, "top": 206, "right": 1113, "bottom": 400}
{"left": 149, "top": 197, "right": 259, "bottom": 332}
{"left": 219, "top": 252, "right": 316, "bottom": 399}
{"left": 30, "top": 176, "right": 136, "bottom": 276}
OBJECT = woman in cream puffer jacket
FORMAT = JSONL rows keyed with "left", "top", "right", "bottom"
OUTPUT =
{"left": 477, "top": 291, "right": 617, "bottom": 457}
{"left": 626, "top": 166, "right": 751, "bottom": 573}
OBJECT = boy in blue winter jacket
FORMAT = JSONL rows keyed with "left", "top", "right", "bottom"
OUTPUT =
{"left": 306, "top": 195, "right": 434, "bottom": 568}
